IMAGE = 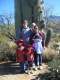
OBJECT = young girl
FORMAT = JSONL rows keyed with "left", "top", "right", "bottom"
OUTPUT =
{"left": 32, "top": 26, "right": 44, "bottom": 69}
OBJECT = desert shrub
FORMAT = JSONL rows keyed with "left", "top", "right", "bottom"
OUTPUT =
{"left": 43, "top": 47, "right": 56, "bottom": 62}
{"left": 48, "top": 57, "right": 60, "bottom": 69}
{"left": 6, "top": 41, "right": 17, "bottom": 61}
{"left": 0, "top": 37, "right": 17, "bottom": 62}
{"left": 0, "top": 50, "right": 16, "bottom": 62}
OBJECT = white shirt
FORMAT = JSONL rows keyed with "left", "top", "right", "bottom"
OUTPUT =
{"left": 33, "top": 39, "right": 43, "bottom": 54}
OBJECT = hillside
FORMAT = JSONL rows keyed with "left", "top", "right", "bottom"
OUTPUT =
{"left": 49, "top": 16, "right": 60, "bottom": 22}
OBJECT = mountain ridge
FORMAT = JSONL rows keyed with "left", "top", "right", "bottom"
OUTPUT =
{"left": 49, "top": 15, "right": 60, "bottom": 21}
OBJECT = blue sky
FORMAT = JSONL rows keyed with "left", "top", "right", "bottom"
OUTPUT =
{"left": 44, "top": 0, "right": 60, "bottom": 16}
{"left": 0, "top": 0, "right": 60, "bottom": 16}
{"left": 0, "top": 0, "right": 14, "bottom": 15}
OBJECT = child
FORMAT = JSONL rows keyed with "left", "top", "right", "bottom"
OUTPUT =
{"left": 32, "top": 26, "right": 44, "bottom": 69}
{"left": 16, "top": 40, "right": 34, "bottom": 74}
{"left": 20, "top": 20, "right": 31, "bottom": 45}
{"left": 25, "top": 45, "right": 34, "bottom": 74}
{"left": 16, "top": 39, "right": 26, "bottom": 73}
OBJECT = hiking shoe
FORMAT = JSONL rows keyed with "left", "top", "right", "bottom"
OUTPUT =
{"left": 25, "top": 70, "right": 33, "bottom": 75}
{"left": 33, "top": 67, "right": 37, "bottom": 71}
{"left": 37, "top": 66, "right": 41, "bottom": 70}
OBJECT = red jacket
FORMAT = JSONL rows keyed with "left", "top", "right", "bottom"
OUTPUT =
{"left": 16, "top": 39, "right": 26, "bottom": 62}
{"left": 25, "top": 45, "right": 34, "bottom": 62}
{"left": 16, "top": 40, "right": 34, "bottom": 62}
{"left": 16, "top": 48, "right": 25, "bottom": 62}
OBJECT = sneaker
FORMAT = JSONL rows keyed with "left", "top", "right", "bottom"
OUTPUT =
{"left": 33, "top": 67, "right": 37, "bottom": 71}
{"left": 25, "top": 70, "right": 33, "bottom": 75}
{"left": 30, "top": 71, "right": 33, "bottom": 74}
{"left": 37, "top": 66, "right": 41, "bottom": 70}
{"left": 25, "top": 70, "right": 29, "bottom": 74}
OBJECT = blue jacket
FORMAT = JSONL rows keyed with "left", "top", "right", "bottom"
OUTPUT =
{"left": 21, "top": 27, "right": 31, "bottom": 44}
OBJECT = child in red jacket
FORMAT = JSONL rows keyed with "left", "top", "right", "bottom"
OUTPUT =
{"left": 16, "top": 39, "right": 26, "bottom": 73}
{"left": 16, "top": 40, "right": 34, "bottom": 74}
{"left": 25, "top": 45, "right": 34, "bottom": 74}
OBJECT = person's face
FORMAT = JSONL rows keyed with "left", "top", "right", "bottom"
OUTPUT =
{"left": 19, "top": 43, "right": 22, "bottom": 47}
{"left": 31, "top": 26, "right": 34, "bottom": 31}
{"left": 23, "top": 21, "right": 28, "bottom": 28}
{"left": 31, "top": 23, "right": 36, "bottom": 31}
{"left": 34, "top": 26, "right": 39, "bottom": 33}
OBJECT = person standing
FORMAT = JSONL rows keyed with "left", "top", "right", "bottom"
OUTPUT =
{"left": 20, "top": 20, "right": 31, "bottom": 45}
{"left": 32, "top": 25, "right": 44, "bottom": 69}
{"left": 20, "top": 20, "right": 33, "bottom": 73}
{"left": 29, "top": 22, "right": 36, "bottom": 45}
{"left": 16, "top": 39, "right": 25, "bottom": 73}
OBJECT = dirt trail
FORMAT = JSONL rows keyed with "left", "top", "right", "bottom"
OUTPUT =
{"left": 0, "top": 62, "right": 49, "bottom": 80}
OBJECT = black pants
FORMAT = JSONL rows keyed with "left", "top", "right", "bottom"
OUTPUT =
{"left": 34, "top": 54, "right": 42, "bottom": 66}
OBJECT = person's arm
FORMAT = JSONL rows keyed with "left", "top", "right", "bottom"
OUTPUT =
{"left": 29, "top": 32, "right": 35, "bottom": 44}
{"left": 42, "top": 33, "right": 46, "bottom": 48}
{"left": 39, "top": 32, "right": 45, "bottom": 48}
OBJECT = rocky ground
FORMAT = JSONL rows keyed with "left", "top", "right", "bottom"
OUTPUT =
{"left": 0, "top": 62, "right": 49, "bottom": 80}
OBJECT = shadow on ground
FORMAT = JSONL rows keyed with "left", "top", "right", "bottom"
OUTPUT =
{"left": 31, "top": 68, "right": 60, "bottom": 80}
{"left": 1, "top": 62, "right": 60, "bottom": 80}
{"left": 0, "top": 62, "right": 21, "bottom": 75}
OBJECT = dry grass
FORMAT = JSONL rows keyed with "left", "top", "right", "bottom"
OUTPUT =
{"left": 43, "top": 47, "right": 56, "bottom": 62}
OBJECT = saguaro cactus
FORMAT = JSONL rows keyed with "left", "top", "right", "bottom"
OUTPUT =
{"left": 45, "top": 29, "right": 52, "bottom": 47}
{"left": 15, "top": 0, "right": 44, "bottom": 40}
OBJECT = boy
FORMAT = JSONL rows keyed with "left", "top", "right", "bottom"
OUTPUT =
{"left": 16, "top": 40, "right": 25, "bottom": 73}
{"left": 20, "top": 20, "right": 31, "bottom": 45}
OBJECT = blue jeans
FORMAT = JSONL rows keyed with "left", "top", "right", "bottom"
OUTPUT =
{"left": 20, "top": 61, "right": 28, "bottom": 72}
{"left": 20, "top": 62, "right": 25, "bottom": 72}
{"left": 35, "top": 54, "right": 42, "bottom": 66}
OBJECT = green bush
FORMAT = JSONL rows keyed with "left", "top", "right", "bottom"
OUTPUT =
{"left": 45, "top": 29, "right": 52, "bottom": 47}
